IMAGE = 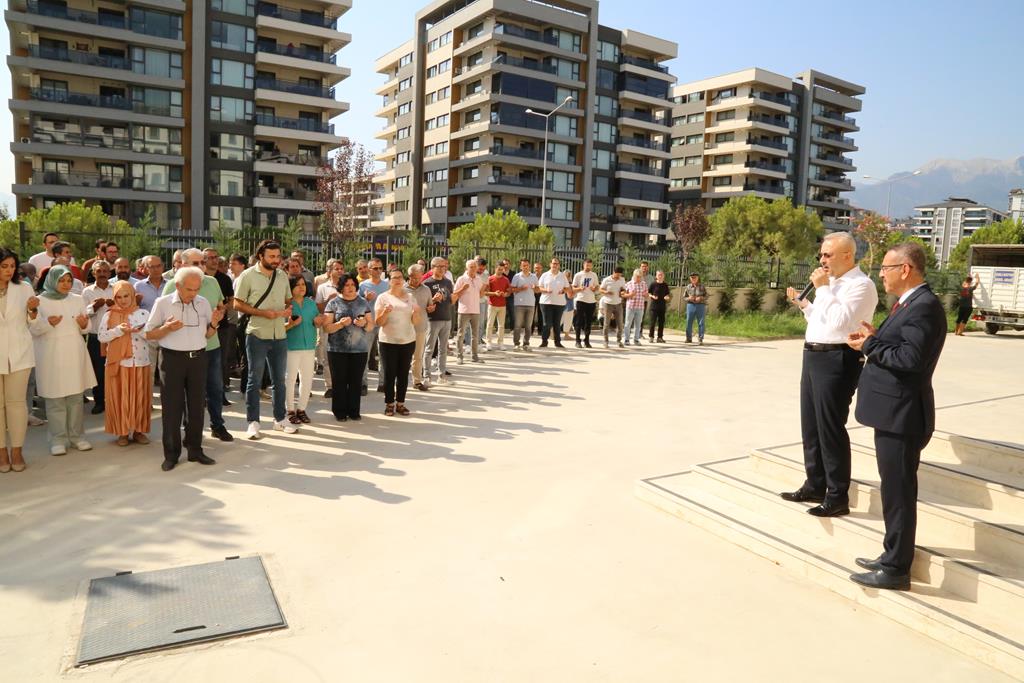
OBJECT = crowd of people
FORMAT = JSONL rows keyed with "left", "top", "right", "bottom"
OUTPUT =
{"left": 0, "top": 233, "right": 704, "bottom": 474}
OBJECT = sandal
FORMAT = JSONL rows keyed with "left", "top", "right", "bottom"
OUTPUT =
{"left": 297, "top": 410, "right": 311, "bottom": 424}
{"left": 287, "top": 410, "right": 301, "bottom": 425}
{"left": 133, "top": 432, "right": 150, "bottom": 445}
{"left": 395, "top": 404, "right": 410, "bottom": 416}
{"left": 117, "top": 436, "right": 130, "bottom": 447}
{"left": 384, "top": 403, "right": 395, "bottom": 417}
{"left": 11, "top": 460, "right": 26, "bottom": 472}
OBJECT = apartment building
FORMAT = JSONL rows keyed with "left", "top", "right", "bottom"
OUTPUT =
{"left": 1009, "top": 188, "right": 1023, "bottom": 223}
{"left": 912, "top": 197, "right": 1008, "bottom": 265}
{"left": 6, "top": 0, "right": 351, "bottom": 232}
{"left": 371, "top": 0, "right": 677, "bottom": 246}
{"left": 668, "top": 68, "right": 863, "bottom": 232}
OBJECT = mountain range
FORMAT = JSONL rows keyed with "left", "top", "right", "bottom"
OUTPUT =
{"left": 849, "top": 156, "right": 1024, "bottom": 219}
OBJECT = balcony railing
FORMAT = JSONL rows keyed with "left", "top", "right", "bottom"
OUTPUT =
{"left": 495, "top": 54, "right": 558, "bottom": 75}
{"left": 613, "top": 217, "right": 661, "bottom": 228}
{"left": 744, "top": 160, "right": 787, "bottom": 173}
{"left": 490, "top": 145, "right": 544, "bottom": 160}
{"left": 748, "top": 113, "right": 790, "bottom": 129}
{"left": 28, "top": 45, "right": 128, "bottom": 70}
{"left": 619, "top": 54, "right": 669, "bottom": 74}
{"left": 493, "top": 23, "right": 560, "bottom": 48}
{"left": 619, "top": 109, "right": 667, "bottom": 125}
{"left": 30, "top": 128, "right": 131, "bottom": 150}
{"left": 616, "top": 162, "right": 664, "bottom": 177}
{"left": 746, "top": 137, "right": 789, "bottom": 151}
{"left": 616, "top": 136, "right": 665, "bottom": 151}
{"left": 818, "top": 132, "right": 856, "bottom": 145}
{"left": 813, "top": 174, "right": 852, "bottom": 187}
{"left": 816, "top": 153, "right": 853, "bottom": 165}
{"left": 810, "top": 195, "right": 850, "bottom": 206}
{"left": 33, "top": 170, "right": 130, "bottom": 188}
{"left": 488, "top": 205, "right": 542, "bottom": 217}
{"left": 257, "top": 3, "right": 338, "bottom": 29}
{"left": 255, "top": 113, "right": 333, "bottom": 134}
{"left": 256, "top": 186, "right": 318, "bottom": 201}
{"left": 256, "top": 42, "right": 337, "bottom": 64}
{"left": 622, "top": 82, "right": 670, "bottom": 100}
{"left": 26, "top": 0, "right": 125, "bottom": 29}
{"left": 488, "top": 175, "right": 543, "bottom": 189}
{"left": 820, "top": 110, "right": 856, "bottom": 125}
{"left": 255, "top": 77, "right": 334, "bottom": 99}
{"left": 30, "top": 87, "right": 130, "bottom": 111}
{"left": 743, "top": 182, "right": 785, "bottom": 193}
{"left": 753, "top": 91, "right": 793, "bottom": 106}
{"left": 256, "top": 150, "right": 326, "bottom": 166}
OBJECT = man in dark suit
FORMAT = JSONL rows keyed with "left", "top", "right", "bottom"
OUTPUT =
{"left": 846, "top": 242, "right": 947, "bottom": 590}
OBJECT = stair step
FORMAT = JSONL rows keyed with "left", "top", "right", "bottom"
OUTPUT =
{"left": 752, "top": 447, "right": 1024, "bottom": 570}
{"left": 693, "top": 457, "right": 1024, "bottom": 615}
{"left": 637, "top": 471, "right": 1024, "bottom": 678}
{"left": 928, "top": 431, "right": 1024, "bottom": 479}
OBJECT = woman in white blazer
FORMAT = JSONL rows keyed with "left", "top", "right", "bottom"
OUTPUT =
{"left": 31, "top": 265, "right": 96, "bottom": 456}
{"left": 0, "top": 248, "right": 44, "bottom": 472}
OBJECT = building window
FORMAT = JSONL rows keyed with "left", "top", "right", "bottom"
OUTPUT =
{"left": 597, "top": 40, "right": 619, "bottom": 63}
{"left": 210, "top": 96, "right": 252, "bottom": 122}
{"left": 211, "top": 0, "right": 254, "bottom": 16}
{"left": 685, "top": 155, "right": 702, "bottom": 166}
{"left": 687, "top": 113, "right": 702, "bottom": 123}
{"left": 132, "top": 163, "right": 181, "bottom": 192}
{"left": 399, "top": 52, "right": 413, "bottom": 68}
{"left": 545, "top": 198, "right": 574, "bottom": 221}
{"left": 597, "top": 67, "right": 616, "bottom": 90}
{"left": 397, "top": 102, "right": 411, "bottom": 116}
{"left": 712, "top": 176, "right": 732, "bottom": 187}
{"left": 592, "top": 149, "right": 615, "bottom": 170}
{"left": 547, "top": 170, "right": 575, "bottom": 193}
{"left": 210, "top": 169, "right": 247, "bottom": 196}
{"left": 396, "top": 151, "right": 411, "bottom": 164}
{"left": 462, "top": 195, "right": 478, "bottom": 208}
{"left": 209, "top": 132, "right": 252, "bottom": 160}
{"left": 132, "top": 87, "right": 182, "bottom": 117}
{"left": 468, "top": 23, "right": 484, "bottom": 39}
{"left": 134, "top": 126, "right": 182, "bottom": 155}
{"left": 685, "top": 134, "right": 702, "bottom": 145}
{"left": 464, "top": 109, "right": 482, "bottom": 124}
{"left": 463, "top": 167, "right": 479, "bottom": 180}
{"left": 396, "top": 126, "right": 411, "bottom": 140}
{"left": 399, "top": 77, "right": 413, "bottom": 91}
{"left": 715, "top": 110, "right": 735, "bottom": 121}
{"left": 131, "top": 48, "right": 182, "bottom": 79}
{"left": 424, "top": 196, "right": 448, "bottom": 209}
{"left": 683, "top": 177, "right": 699, "bottom": 187}
{"left": 594, "top": 95, "right": 617, "bottom": 117}
{"left": 714, "top": 132, "right": 734, "bottom": 143}
{"left": 211, "top": 21, "right": 254, "bottom": 53}
{"left": 592, "top": 121, "right": 617, "bottom": 144}
{"left": 394, "top": 176, "right": 409, "bottom": 189}
{"left": 211, "top": 58, "right": 253, "bottom": 88}
{"left": 464, "top": 137, "right": 481, "bottom": 152}
{"left": 209, "top": 205, "right": 250, "bottom": 230}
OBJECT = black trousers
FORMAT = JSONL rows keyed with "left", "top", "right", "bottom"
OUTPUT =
{"left": 649, "top": 305, "right": 666, "bottom": 339}
{"left": 328, "top": 351, "right": 367, "bottom": 419}
{"left": 218, "top": 322, "right": 237, "bottom": 388}
{"left": 533, "top": 294, "right": 543, "bottom": 334}
{"left": 875, "top": 429, "right": 927, "bottom": 575}
{"left": 799, "top": 348, "right": 862, "bottom": 505}
{"left": 540, "top": 304, "right": 563, "bottom": 343}
{"left": 379, "top": 341, "right": 414, "bottom": 404}
{"left": 87, "top": 333, "right": 105, "bottom": 407}
{"left": 574, "top": 302, "right": 596, "bottom": 343}
{"left": 160, "top": 349, "right": 208, "bottom": 462}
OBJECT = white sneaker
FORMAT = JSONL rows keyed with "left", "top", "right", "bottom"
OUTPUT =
{"left": 50, "top": 444, "right": 67, "bottom": 456}
{"left": 246, "top": 421, "right": 263, "bottom": 440}
{"left": 71, "top": 439, "right": 92, "bottom": 451}
{"left": 495, "top": 343, "right": 504, "bottom": 351}
{"left": 27, "top": 414, "right": 46, "bottom": 426}
{"left": 274, "top": 420, "right": 298, "bottom": 434}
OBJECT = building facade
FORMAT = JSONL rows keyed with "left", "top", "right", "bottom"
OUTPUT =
{"left": 371, "top": 0, "right": 677, "bottom": 246}
{"left": 668, "top": 68, "right": 863, "bottom": 232}
{"left": 6, "top": 0, "right": 351, "bottom": 232}
{"left": 912, "top": 197, "right": 1008, "bottom": 265}
{"left": 1010, "top": 188, "right": 1024, "bottom": 223}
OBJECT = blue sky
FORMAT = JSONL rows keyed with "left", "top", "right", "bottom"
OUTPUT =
{"left": 2, "top": 0, "right": 1021, "bottom": 217}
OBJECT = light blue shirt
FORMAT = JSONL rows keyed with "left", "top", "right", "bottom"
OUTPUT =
{"left": 133, "top": 277, "right": 166, "bottom": 312}
{"left": 511, "top": 272, "right": 539, "bottom": 307}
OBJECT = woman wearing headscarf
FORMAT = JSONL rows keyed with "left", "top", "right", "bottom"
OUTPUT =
{"left": 31, "top": 265, "right": 96, "bottom": 456}
{"left": 0, "top": 248, "right": 43, "bottom": 472}
{"left": 99, "top": 280, "right": 152, "bottom": 446}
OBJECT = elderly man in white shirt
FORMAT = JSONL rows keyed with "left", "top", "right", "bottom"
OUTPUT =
{"left": 780, "top": 231, "right": 879, "bottom": 518}
{"left": 81, "top": 260, "right": 114, "bottom": 414}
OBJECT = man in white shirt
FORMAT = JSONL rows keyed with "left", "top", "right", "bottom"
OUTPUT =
{"left": 453, "top": 259, "right": 486, "bottom": 364}
{"left": 571, "top": 258, "right": 600, "bottom": 348}
{"left": 510, "top": 258, "right": 539, "bottom": 351}
{"left": 28, "top": 232, "right": 75, "bottom": 281}
{"left": 537, "top": 258, "right": 570, "bottom": 348}
{"left": 315, "top": 259, "right": 346, "bottom": 397}
{"left": 780, "top": 231, "right": 879, "bottom": 518}
{"left": 81, "top": 260, "right": 114, "bottom": 414}
{"left": 599, "top": 267, "right": 628, "bottom": 348}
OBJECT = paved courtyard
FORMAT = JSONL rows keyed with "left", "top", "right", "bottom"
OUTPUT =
{"left": 1, "top": 330, "right": 1021, "bottom": 682}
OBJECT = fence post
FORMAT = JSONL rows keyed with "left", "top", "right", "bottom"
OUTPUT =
{"left": 18, "top": 220, "right": 26, "bottom": 259}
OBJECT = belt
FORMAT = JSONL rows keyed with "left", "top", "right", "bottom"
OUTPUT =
{"left": 804, "top": 342, "right": 849, "bottom": 352}
{"left": 162, "top": 348, "right": 206, "bottom": 359}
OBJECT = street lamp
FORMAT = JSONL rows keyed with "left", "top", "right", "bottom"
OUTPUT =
{"left": 525, "top": 95, "right": 574, "bottom": 226}
{"left": 862, "top": 170, "right": 922, "bottom": 219}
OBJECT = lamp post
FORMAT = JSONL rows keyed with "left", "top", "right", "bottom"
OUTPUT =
{"left": 525, "top": 95, "right": 574, "bottom": 227}
{"left": 862, "top": 170, "right": 921, "bottom": 220}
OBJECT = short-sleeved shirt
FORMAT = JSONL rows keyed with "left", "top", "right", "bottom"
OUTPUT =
{"left": 600, "top": 276, "right": 628, "bottom": 305}
{"left": 286, "top": 297, "right": 319, "bottom": 351}
{"left": 133, "top": 277, "right": 165, "bottom": 312}
{"left": 649, "top": 281, "right": 671, "bottom": 309}
{"left": 316, "top": 280, "right": 341, "bottom": 309}
{"left": 375, "top": 291, "right": 417, "bottom": 345}
{"left": 538, "top": 271, "right": 569, "bottom": 306}
{"left": 511, "top": 272, "right": 538, "bottom": 307}
{"left": 145, "top": 292, "right": 213, "bottom": 352}
{"left": 572, "top": 271, "right": 599, "bottom": 304}
{"left": 423, "top": 276, "right": 454, "bottom": 321}
{"left": 404, "top": 283, "right": 431, "bottom": 334}
{"left": 358, "top": 278, "right": 390, "bottom": 304}
{"left": 163, "top": 275, "right": 224, "bottom": 350}
{"left": 624, "top": 280, "right": 649, "bottom": 309}
{"left": 454, "top": 273, "right": 483, "bottom": 314}
{"left": 233, "top": 266, "right": 290, "bottom": 340}
{"left": 487, "top": 274, "right": 511, "bottom": 307}
{"left": 81, "top": 283, "right": 114, "bottom": 334}
{"left": 324, "top": 296, "right": 373, "bottom": 353}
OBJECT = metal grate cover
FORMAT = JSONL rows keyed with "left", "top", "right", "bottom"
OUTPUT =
{"left": 77, "top": 556, "right": 286, "bottom": 665}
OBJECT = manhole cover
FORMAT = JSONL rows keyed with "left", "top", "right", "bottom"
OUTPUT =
{"left": 77, "top": 556, "right": 286, "bottom": 665}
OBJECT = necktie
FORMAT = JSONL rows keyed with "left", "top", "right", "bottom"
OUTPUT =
{"left": 891, "top": 301, "right": 900, "bottom": 314}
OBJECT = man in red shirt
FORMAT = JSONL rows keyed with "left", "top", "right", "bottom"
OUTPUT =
{"left": 484, "top": 260, "right": 512, "bottom": 350}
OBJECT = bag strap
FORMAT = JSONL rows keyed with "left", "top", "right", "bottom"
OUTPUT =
{"left": 251, "top": 267, "right": 278, "bottom": 311}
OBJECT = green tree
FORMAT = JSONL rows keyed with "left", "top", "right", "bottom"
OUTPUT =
{"left": 18, "top": 201, "right": 137, "bottom": 261}
{"left": 401, "top": 227, "right": 426, "bottom": 269}
{"left": 705, "top": 196, "right": 822, "bottom": 260}
{"left": 903, "top": 235, "right": 937, "bottom": 270}
{"left": 853, "top": 211, "right": 894, "bottom": 271}
{"left": 116, "top": 205, "right": 163, "bottom": 262}
{"left": 448, "top": 209, "right": 553, "bottom": 272}
{"left": 947, "top": 219, "right": 1024, "bottom": 269}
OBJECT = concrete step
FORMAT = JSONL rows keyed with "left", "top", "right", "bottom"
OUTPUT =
{"left": 636, "top": 470, "right": 1024, "bottom": 679}
{"left": 751, "top": 446, "right": 1024, "bottom": 571}
{"left": 927, "top": 431, "right": 1024, "bottom": 479}
{"left": 695, "top": 456, "right": 1024, "bottom": 616}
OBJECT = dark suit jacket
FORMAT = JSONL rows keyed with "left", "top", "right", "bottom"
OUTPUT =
{"left": 854, "top": 284, "right": 947, "bottom": 437}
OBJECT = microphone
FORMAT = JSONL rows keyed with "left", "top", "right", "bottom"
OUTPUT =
{"left": 795, "top": 281, "right": 815, "bottom": 302}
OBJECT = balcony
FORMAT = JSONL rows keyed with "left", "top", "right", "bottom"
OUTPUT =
{"left": 25, "top": 128, "right": 129, "bottom": 150}
{"left": 22, "top": 0, "right": 182, "bottom": 40}
{"left": 27, "top": 44, "right": 128, "bottom": 70}
{"left": 615, "top": 162, "right": 664, "bottom": 178}
{"left": 32, "top": 170, "right": 128, "bottom": 189}
{"left": 811, "top": 174, "right": 853, "bottom": 190}
{"left": 492, "top": 145, "right": 544, "bottom": 161}
{"left": 495, "top": 54, "right": 558, "bottom": 76}
{"left": 746, "top": 137, "right": 789, "bottom": 151}
{"left": 612, "top": 217, "right": 661, "bottom": 229}
{"left": 748, "top": 113, "right": 790, "bottom": 130}
{"left": 815, "top": 152, "right": 855, "bottom": 169}
{"left": 744, "top": 160, "right": 788, "bottom": 174}
{"left": 255, "top": 77, "right": 334, "bottom": 100}
{"left": 256, "top": 186, "right": 318, "bottom": 201}
{"left": 493, "top": 23, "right": 559, "bottom": 48}
{"left": 29, "top": 87, "right": 130, "bottom": 112}
{"left": 819, "top": 132, "right": 855, "bottom": 146}
{"left": 619, "top": 54, "right": 669, "bottom": 74}
{"left": 752, "top": 91, "right": 794, "bottom": 107}
{"left": 621, "top": 82, "right": 671, "bottom": 101}
{"left": 616, "top": 136, "right": 665, "bottom": 151}
{"left": 619, "top": 109, "right": 668, "bottom": 126}
{"left": 821, "top": 111, "right": 856, "bottom": 125}
{"left": 255, "top": 113, "right": 333, "bottom": 135}
{"left": 257, "top": 3, "right": 338, "bottom": 29}
{"left": 489, "top": 175, "right": 543, "bottom": 189}
{"left": 256, "top": 43, "right": 337, "bottom": 65}
{"left": 743, "top": 181, "right": 785, "bottom": 194}
{"left": 256, "top": 150, "right": 326, "bottom": 167}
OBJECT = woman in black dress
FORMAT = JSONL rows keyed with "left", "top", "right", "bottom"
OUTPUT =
{"left": 954, "top": 275, "right": 978, "bottom": 336}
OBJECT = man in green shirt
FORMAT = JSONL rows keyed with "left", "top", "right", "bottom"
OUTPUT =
{"left": 163, "top": 248, "right": 234, "bottom": 442}
{"left": 233, "top": 239, "right": 296, "bottom": 440}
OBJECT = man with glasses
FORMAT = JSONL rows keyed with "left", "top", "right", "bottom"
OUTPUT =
{"left": 780, "top": 232, "right": 877, "bottom": 518}
{"left": 359, "top": 258, "right": 390, "bottom": 392}
{"left": 146, "top": 267, "right": 224, "bottom": 472}
{"left": 422, "top": 257, "right": 454, "bottom": 385}
{"left": 163, "top": 248, "right": 234, "bottom": 442}
{"left": 846, "top": 242, "right": 946, "bottom": 590}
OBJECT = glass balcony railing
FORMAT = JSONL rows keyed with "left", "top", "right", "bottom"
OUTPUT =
{"left": 743, "top": 181, "right": 785, "bottom": 193}
{"left": 752, "top": 91, "right": 794, "bottom": 106}
{"left": 256, "top": 185, "right": 318, "bottom": 201}
{"left": 818, "top": 131, "right": 856, "bottom": 145}
{"left": 255, "top": 77, "right": 334, "bottom": 99}
{"left": 820, "top": 110, "right": 856, "bottom": 125}
{"left": 29, "top": 128, "right": 132, "bottom": 150}
{"left": 748, "top": 113, "right": 790, "bottom": 129}
{"left": 616, "top": 162, "right": 664, "bottom": 177}
{"left": 619, "top": 109, "right": 668, "bottom": 125}
{"left": 255, "top": 150, "right": 326, "bottom": 166}
{"left": 257, "top": 3, "right": 337, "bottom": 29}
{"left": 744, "top": 160, "right": 787, "bottom": 173}
{"left": 746, "top": 137, "right": 789, "bottom": 151}
{"left": 28, "top": 45, "right": 128, "bottom": 70}
{"left": 256, "top": 43, "right": 337, "bottom": 64}
{"left": 613, "top": 217, "right": 661, "bottom": 228}
{"left": 30, "top": 87, "right": 131, "bottom": 111}
{"left": 619, "top": 54, "right": 669, "bottom": 74}
{"left": 813, "top": 174, "right": 852, "bottom": 187}
{"left": 616, "top": 136, "right": 665, "bottom": 151}
{"left": 488, "top": 175, "right": 543, "bottom": 189}
{"left": 32, "top": 170, "right": 130, "bottom": 189}
{"left": 490, "top": 145, "right": 544, "bottom": 160}
{"left": 255, "top": 113, "right": 334, "bottom": 134}
{"left": 493, "top": 23, "right": 559, "bottom": 47}
{"left": 26, "top": 1, "right": 125, "bottom": 29}
{"left": 816, "top": 153, "right": 853, "bottom": 165}
{"left": 495, "top": 54, "right": 559, "bottom": 76}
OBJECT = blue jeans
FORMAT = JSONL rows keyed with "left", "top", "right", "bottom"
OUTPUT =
{"left": 205, "top": 347, "right": 225, "bottom": 430}
{"left": 624, "top": 307, "right": 644, "bottom": 342}
{"left": 245, "top": 336, "right": 287, "bottom": 423}
{"left": 686, "top": 303, "right": 706, "bottom": 341}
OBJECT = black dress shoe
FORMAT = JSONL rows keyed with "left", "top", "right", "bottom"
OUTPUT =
{"left": 187, "top": 453, "right": 216, "bottom": 465}
{"left": 211, "top": 427, "right": 234, "bottom": 442}
{"left": 91, "top": 403, "right": 105, "bottom": 415}
{"left": 222, "top": 397, "right": 232, "bottom": 406}
{"left": 335, "top": 415, "right": 348, "bottom": 422}
{"left": 780, "top": 489, "right": 825, "bottom": 503}
{"left": 161, "top": 459, "right": 177, "bottom": 472}
{"left": 850, "top": 569, "right": 910, "bottom": 591}
{"left": 349, "top": 414, "right": 362, "bottom": 421}
{"left": 808, "top": 502, "right": 850, "bottom": 517}
{"left": 855, "top": 556, "right": 885, "bottom": 571}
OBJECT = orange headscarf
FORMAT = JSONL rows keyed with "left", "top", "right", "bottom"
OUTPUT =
{"left": 104, "top": 280, "right": 140, "bottom": 375}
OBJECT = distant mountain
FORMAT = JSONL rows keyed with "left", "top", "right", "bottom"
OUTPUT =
{"left": 850, "top": 156, "right": 1024, "bottom": 219}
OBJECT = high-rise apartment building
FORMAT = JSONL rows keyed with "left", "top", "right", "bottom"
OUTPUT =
{"left": 668, "top": 68, "right": 863, "bottom": 232}
{"left": 1009, "top": 188, "right": 1024, "bottom": 223}
{"left": 371, "top": 0, "right": 677, "bottom": 246}
{"left": 6, "top": 0, "right": 351, "bottom": 232}
{"left": 912, "top": 197, "right": 1008, "bottom": 265}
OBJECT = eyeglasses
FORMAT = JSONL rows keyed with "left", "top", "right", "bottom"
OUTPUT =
{"left": 176, "top": 301, "right": 201, "bottom": 327}
{"left": 879, "top": 263, "right": 908, "bottom": 271}
{"left": 816, "top": 252, "right": 833, "bottom": 259}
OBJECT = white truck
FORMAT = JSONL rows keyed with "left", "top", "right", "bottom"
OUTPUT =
{"left": 969, "top": 244, "right": 1024, "bottom": 334}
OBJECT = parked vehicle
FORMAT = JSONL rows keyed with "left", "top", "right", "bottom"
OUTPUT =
{"left": 969, "top": 244, "right": 1024, "bottom": 334}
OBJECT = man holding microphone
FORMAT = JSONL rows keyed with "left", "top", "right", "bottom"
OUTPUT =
{"left": 780, "top": 232, "right": 877, "bottom": 517}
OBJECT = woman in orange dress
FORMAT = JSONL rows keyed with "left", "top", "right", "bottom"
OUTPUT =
{"left": 98, "top": 280, "right": 152, "bottom": 446}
